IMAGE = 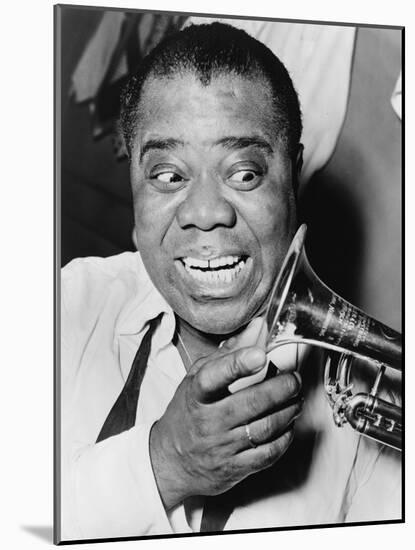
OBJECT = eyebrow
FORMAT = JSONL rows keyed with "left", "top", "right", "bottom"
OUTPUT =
{"left": 139, "top": 134, "right": 273, "bottom": 162}
{"left": 213, "top": 136, "right": 274, "bottom": 155}
{"left": 140, "top": 138, "right": 185, "bottom": 162}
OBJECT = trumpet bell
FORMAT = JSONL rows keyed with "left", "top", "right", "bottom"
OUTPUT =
{"left": 265, "top": 225, "right": 401, "bottom": 370}
{"left": 265, "top": 224, "right": 402, "bottom": 450}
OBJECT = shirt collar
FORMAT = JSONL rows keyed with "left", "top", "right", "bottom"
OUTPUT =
{"left": 115, "top": 253, "right": 176, "bottom": 348}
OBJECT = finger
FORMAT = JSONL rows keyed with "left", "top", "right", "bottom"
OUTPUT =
{"left": 226, "top": 318, "right": 269, "bottom": 394}
{"left": 232, "top": 400, "right": 303, "bottom": 452}
{"left": 193, "top": 346, "right": 267, "bottom": 402}
{"left": 220, "top": 317, "right": 267, "bottom": 352}
{"left": 224, "top": 371, "right": 302, "bottom": 427}
{"left": 234, "top": 426, "right": 295, "bottom": 474}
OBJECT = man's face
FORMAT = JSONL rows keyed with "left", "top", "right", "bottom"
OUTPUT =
{"left": 130, "top": 73, "right": 298, "bottom": 335}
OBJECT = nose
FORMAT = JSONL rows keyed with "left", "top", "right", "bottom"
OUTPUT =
{"left": 176, "top": 175, "right": 236, "bottom": 231}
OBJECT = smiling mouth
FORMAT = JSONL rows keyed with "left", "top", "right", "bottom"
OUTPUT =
{"left": 180, "top": 254, "right": 249, "bottom": 285}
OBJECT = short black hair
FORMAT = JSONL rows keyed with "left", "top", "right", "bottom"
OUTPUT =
{"left": 120, "top": 22, "right": 302, "bottom": 158}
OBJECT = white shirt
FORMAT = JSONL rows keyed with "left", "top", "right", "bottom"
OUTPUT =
{"left": 60, "top": 252, "right": 401, "bottom": 542}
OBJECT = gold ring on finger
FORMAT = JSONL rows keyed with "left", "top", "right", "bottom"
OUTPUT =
{"left": 245, "top": 424, "right": 257, "bottom": 449}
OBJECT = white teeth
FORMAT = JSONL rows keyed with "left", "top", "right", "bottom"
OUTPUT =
{"left": 183, "top": 258, "right": 247, "bottom": 285}
{"left": 183, "top": 257, "right": 209, "bottom": 268}
{"left": 183, "top": 255, "right": 240, "bottom": 269}
{"left": 228, "top": 255, "right": 238, "bottom": 266}
{"left": 209, "top": 257, "right": 221, "bottom": 269}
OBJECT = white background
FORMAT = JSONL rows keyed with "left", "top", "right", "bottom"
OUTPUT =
{"left": 0, "top": 0, "right": 412, "bottom": 549}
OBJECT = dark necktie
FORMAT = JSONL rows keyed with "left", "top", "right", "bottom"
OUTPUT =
{"left": 96, "top": 314, "right": 161, "bottom": 443}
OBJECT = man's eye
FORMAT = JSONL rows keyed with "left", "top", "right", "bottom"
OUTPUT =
{"left": 229, "top": 170, "right": 257, "bottom": 183}
{"left": 227, "top": 169, "right": 262, "bottom": 189}
{"left": 153, "top": 172, "right": 183, "bottom": 184}
{"left": 148, "top": 170, "right": 187, "bottom": 191}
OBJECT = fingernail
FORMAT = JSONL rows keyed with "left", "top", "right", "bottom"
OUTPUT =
{"left": 246, "top": 348, "right": 266, "bottom": 372}
{"left": 221, "top": 336, "right": 236, "bottom": 349}
{"left": 292, "top": 370, "right": 302, "bottom": 387}
{"left": 286, "top": 428, "right": 295, "bottom": 444}
{"left": 255, "top": 317, "right": 268, "bottom": 349}
{"left": 246, "top": 318, "right": 265, "bottom": 340}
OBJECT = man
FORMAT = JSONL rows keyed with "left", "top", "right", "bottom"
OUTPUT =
{"left": 60, "top": 22, "right": 401, "bottom": 541}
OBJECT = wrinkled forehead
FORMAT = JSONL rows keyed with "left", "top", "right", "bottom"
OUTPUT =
{"left": 140, "top": 69, "right": 273, "bottom": 100}
{"left": 131, "top": 72, "right": 280, "bottom": 152}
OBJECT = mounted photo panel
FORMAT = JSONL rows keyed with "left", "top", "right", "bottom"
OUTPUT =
{"left": 54, "top": 3, "right": 403, "bottom": 544}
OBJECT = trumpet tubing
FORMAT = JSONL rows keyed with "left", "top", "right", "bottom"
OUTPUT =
{"left": 345, "top": 393, "right": 402, "bottom": 450}
{"left": 265, "top": 224, "right": 402, "bottom": 451}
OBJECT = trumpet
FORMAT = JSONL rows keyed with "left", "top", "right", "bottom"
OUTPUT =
{"left": 265, "top": 224, "right": 402, "bottom": 451}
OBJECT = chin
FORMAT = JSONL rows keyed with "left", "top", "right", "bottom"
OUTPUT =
{"left": 191, "top": 308, "right": 254, "bottom": 337}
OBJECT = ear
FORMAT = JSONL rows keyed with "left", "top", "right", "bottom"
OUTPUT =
{"left": 292, "top": 144, "right": 304, "bottom": 199}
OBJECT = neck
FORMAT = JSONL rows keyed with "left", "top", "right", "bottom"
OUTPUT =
{"left": 175, "top": 315, "right": 235, "bottom": 370}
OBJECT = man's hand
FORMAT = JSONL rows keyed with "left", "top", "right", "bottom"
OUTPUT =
{"left": 149, "top": 318, "right": 302, "bottom": 510}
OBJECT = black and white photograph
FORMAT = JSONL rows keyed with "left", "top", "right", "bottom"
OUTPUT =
{"left": 54, "top": 3, "right": 403, "bottom": 545}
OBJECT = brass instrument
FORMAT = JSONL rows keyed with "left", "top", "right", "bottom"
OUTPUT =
{"left": 265, "top": 224, "right": 402, "bottom": 451}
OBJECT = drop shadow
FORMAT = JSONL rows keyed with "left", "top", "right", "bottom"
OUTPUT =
{"left": 21, "top": 525, "right": 53, "bottom": 544}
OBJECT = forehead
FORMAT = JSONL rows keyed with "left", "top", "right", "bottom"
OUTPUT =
{"left": 132, "top": 73, "right": 278, "bottom": 151}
